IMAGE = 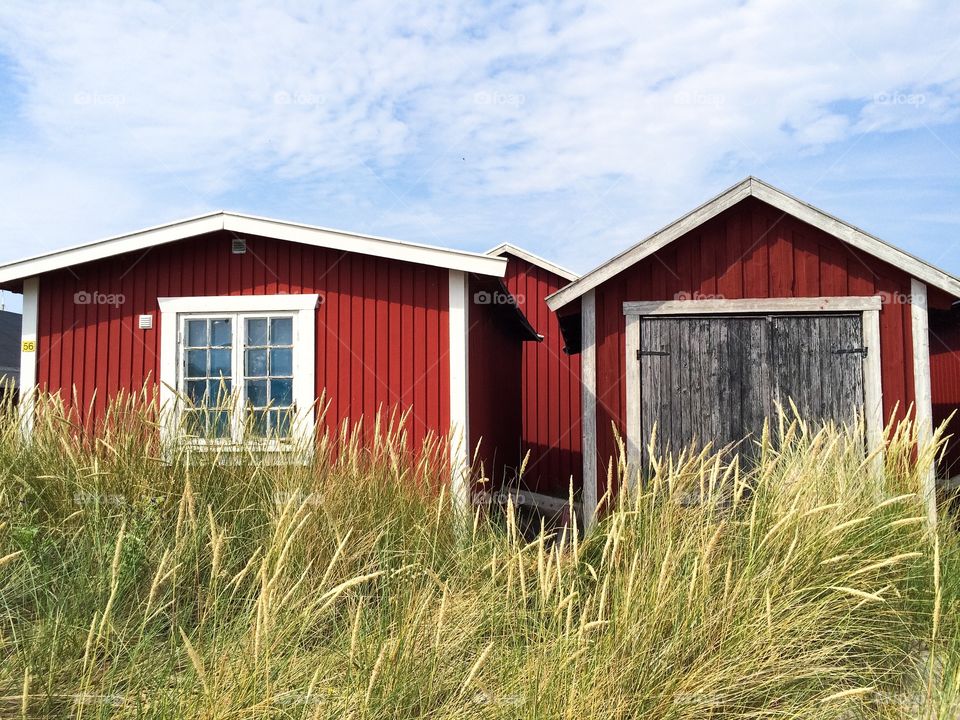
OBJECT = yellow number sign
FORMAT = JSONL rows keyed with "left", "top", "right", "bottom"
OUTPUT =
{"left": 21, "top": 340, "right": 36, "bottom": 352}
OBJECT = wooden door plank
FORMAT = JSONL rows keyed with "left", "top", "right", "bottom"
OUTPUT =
{"left": 640, "top": 318, "right": 659, "bottom": 464}
{"left": 668, "top": 318, "right": 680, "bottom": 454}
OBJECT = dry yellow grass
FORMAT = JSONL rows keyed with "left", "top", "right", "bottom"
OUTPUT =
{"left": 0, "top": 392, "right": 958, "bottom": 719}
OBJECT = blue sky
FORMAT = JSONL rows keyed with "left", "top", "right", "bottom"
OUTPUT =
{"left": 0, "top": 0, "right": 959, "bottom": 313}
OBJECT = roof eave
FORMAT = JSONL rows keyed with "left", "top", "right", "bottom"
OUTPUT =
{"left": 0, "top": 211, "right": 507, "bottom": 285}
{"left": 485, "top": 242, "right": 579, "bottom": 282}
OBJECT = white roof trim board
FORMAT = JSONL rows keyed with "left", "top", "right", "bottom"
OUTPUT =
{"left": 0, "top": 211, "right": 507, "bottom": 285}
{"left": 546, "top": 177, "right": 960, "bottom": 310}
{"left": 486, "top": 242, "right": 579, "bottom": 282}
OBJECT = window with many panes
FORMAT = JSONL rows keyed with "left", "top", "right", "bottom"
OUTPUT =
{"left": 159, "top": 294, "right": 317, "bottom": 448}
{"left": 178, "top": 312, "right": 299, "bottom": 442}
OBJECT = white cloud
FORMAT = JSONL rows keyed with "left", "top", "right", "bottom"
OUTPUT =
{"left": 0, "top": 0, "right": 959, "bottom": 271}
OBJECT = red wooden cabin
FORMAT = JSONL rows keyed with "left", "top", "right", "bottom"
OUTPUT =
{"left": 547, "top": 177, "right": 960, "bottom": 526}
{"left": 0, "top": 212, "right": 541, "bottom": 509}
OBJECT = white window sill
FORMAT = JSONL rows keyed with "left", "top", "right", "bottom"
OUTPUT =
{"left": 172, "top": 438, "right": 315, "bottom": 464}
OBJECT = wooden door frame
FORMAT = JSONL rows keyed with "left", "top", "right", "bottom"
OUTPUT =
{"left": 622, "top": 296, "right": 884, "bottom": 478}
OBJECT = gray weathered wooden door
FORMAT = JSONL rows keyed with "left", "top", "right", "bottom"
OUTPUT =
{"left": 639, "top": 314, "right": 865, "bottom": 462}
{"left": 769, "top": 315, "right": 865, "bottom": 426}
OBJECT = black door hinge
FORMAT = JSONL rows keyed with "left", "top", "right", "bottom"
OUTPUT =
{"left": 637, "top": 349, "right": 670, "bottom": 359}
{"left": 832, "top": 347, "right": 868, "bottom": 358}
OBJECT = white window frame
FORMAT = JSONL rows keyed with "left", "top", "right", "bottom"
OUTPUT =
{"left": 158, "top": 294, "right": 318, "bottom": 450}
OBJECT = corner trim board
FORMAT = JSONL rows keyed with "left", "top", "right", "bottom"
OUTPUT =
{"left": 581, "top": 289, "right": 598, "bottom": 530}
{"left": 448, "top": 270, "right": 470, "bottom": 515}
{"left": 862, "top": 308, "right": 884, "bottom": 469}
{"left": 18, "top": 276, "right": 39, "bottom": 438}
{"left": 909, "top": 279, "right": 936, "bottom": 524}
{"left": 624, "top": 313, "right": 641, "bottom": 482}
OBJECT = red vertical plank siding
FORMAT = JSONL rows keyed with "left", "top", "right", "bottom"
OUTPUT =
{"left": 846, "top": 250, "right": 876, "bottom": 297}
{"left": 362, "top": 260, "right": 377, "bottom": 435}
{"left": 595, "top": 274, "right": 626, "bottom": 500}
{"left": 339, "top": 256, "right": 354, "bottom": 426}
{"left": 535, "top": 271, "right": 550, "bottom": 476}
{"left": 33, "top": 230, "right": 451, "bottom": 453}
{"left": 349, "top": 257, "right": 363, "bottom": 425}
{"left": 93, "top": 263, "right": 110, "bottom": 419}
{"left": 467, "top": 277, "right": 523, "bottom": 488}
{"left": 588, "top": 197, "right": 920, "bottom": 493}
{"left": 546, "top": 284, "right": 561, "bottom": 482}
{"left": 399, "top": 267, "right": 415, "bottom": 439}
{"left": 819, "top": 243, "right": 847, "bottom": 296}
{"left": 130, "top": 258, "right": 146, "bottom": 388}
{"left": 768, "top": 214, "right": 794, "bottom": 296}
{"left": 437, "top": 277, "right": 450, "bottom": 437}
{"left": 741, "top": 207, "right": 770, "bottom": 298}
{"left": 201, "top": 239, "right": 217, "bottom": 297}
{"left": 375, "top": 260, "right": 389, "bottom": 422}
{"left": 112, "top": 260, "right": 126, "bottom": 400}
{"left": 387, "top": 263, "right": 402, "bottom": 411}
{"left": 411, "top": 267, "right": 427, "bottom": 444}
{"left": 316, "top": 249, "right": 335, "bottom": 430}
{"left": 792, "top": 231, "right": 820, "bottom": 295}
{"left": 929, "top": 290, "right": 960, "bottom": 478}
{"left": 499, "top": 254, "right": 583, "bottom": 495}
{"left": 323, "top": 252, "right": 341, "bottom": 427}
{"left": 428, "top": 273, "right": 442, "bottom": 439}
{"left": 36, "top": 288, "right": 51, "bottom": 395}
{"left": 58, "top": 281, "right": 74, "bottom": 403}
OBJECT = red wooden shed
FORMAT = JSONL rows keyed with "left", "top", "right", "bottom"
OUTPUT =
{"left": 546, "top": 177, "right": 960, "bottom": 527}
{"left": 0, "top": 212, "right": 541, "bottom": 510}
{"left": 486, "top": 243, "right": 582, "bottom": 512}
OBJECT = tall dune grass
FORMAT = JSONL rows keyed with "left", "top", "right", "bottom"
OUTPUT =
{"left": 0, "top": 393, "right": 958, "bottom": 719}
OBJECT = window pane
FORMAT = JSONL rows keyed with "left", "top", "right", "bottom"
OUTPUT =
{"left": 210, "top": 349, "right": 232, "bottom": 377}
{"left": 274, "top": 409, "right": 292, "bottom": 438}
{"left": 209, "top": 378, "right": 232, "bottom": 404}
{"left": 186, "top": 380, "right": 207, "bottom": 404}
{"left": 270, "top": 348, "right": 292, "bottom": 376}
{"left": 249, "top": 409, "right": 269, "bottom": 436}
{"left": 186, "top": 319, "right": 207, "bottom": 347}
{"left": 210, "top": 410, "right": 231, "bottom": 438}
{"left": 246, "top": 379, "right": 268, "bottom": 407}
{"left": 245, "top": 348, "right": 268, "bottom": 376}
{"left": 183, "top": 409, "right": 203, "bottom": 436}
{"left": 271, "top": 317, "right": 293, "bottom": 345}
{"left": 246, "top": 318, "right": 268, "bottom": 346}
{"left": 270, "top": 378, "right": 293, "bottom": 406}
{"left": 186, "top": 350, "right": 207, "bottom": 378}
{"left": 211, "top": 319, "right": 232, "bottom": 347}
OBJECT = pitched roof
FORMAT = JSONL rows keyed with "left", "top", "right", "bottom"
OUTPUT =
{"left": 485, "top": 243, "right": 579, "bottom": 282}
{"left": 546, "top": 177, "right": 960, "bottom": 311}
{"left": 0, "top": 211, "right": 507, "bottom": 290}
